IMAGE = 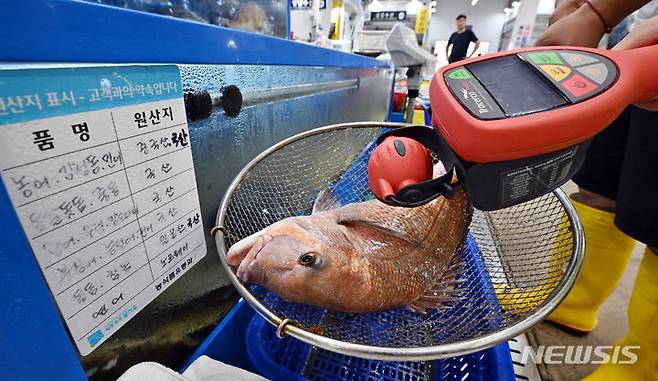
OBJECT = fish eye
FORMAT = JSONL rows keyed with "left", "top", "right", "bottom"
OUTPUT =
{"left": 298, "top": 251, "right": 319, "bottom": 267}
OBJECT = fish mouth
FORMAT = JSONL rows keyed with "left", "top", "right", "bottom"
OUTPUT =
{"left": 238, "top": 261, "right": 268, "bottom": 285}
{"left": 236, "top": 234, "right": 272, "bottom": 284}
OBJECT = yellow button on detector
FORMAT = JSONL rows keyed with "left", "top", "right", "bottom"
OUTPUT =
{"left": 539, "top": 64, "right": 572, "bottom": 82}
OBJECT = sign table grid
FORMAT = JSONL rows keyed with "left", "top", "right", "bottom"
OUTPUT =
{"left": 0, "top": 65, "right": 206, "bottom": 355}
{"left": 109, "top": 111, "right": 155, "bottom": 281}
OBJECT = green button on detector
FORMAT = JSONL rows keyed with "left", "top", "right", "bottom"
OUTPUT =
{"left": 448, "top": 68, "right": 471, "bottom": 80}
{"left": 528, "top": 52, "right": 562, "bottom": 65}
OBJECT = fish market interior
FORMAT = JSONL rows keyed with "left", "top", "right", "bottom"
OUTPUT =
{"left": 3, "top": 0, "right": 658, "bottom": 380}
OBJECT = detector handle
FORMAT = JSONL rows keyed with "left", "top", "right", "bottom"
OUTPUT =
{"left": 370, "top": 126, "right": 460, "bottom": 207}
{"left": 611, "top": 44, "right": 658, "bottom": 102}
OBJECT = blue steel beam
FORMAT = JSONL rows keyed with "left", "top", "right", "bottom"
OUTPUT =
{"left": 0, "top": 0, "right": 388, "bottom": 68}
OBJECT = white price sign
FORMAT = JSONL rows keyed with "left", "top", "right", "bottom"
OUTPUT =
{"left": 0, "top": 65, "right": 206, "bottom": 355}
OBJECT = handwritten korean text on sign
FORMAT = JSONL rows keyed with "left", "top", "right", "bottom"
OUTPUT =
{"left": 0, "top": 66, "right": 206, "bottom": 355}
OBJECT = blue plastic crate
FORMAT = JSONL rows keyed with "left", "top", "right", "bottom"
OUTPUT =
{"left": 245, "top": 313, "right": 515, "bottom": 381}
{"left": 388, "top": 112, "right": 406, "bottom": 123}
{"left": 244, "top": 169, "right": 512, "bottom": 381}
{"left": 244, "top": 232, "right": 511, "bottom": 380}
{"left": 183, "top": 297, "right": 515, "bottom": 381}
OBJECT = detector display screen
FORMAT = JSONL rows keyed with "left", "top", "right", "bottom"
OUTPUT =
{"left": 467, "top": 56, "right": 568, "bottom": 116}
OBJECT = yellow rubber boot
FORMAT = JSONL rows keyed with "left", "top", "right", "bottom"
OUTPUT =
{"left": 547, "top": 198, "right": 636, "bottom": 333}
{"left": 583, "top": 248, "right": 658, "bottom": 381}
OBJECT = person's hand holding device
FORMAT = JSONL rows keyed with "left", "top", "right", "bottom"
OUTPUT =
{"left": 613, "top": 15, "right": 658, "bottom": 110}
{"left": 536, "top": 0, "right": 653, "bottom": 47}
{"left": 536, "top": 0, "right": 608, "bottom": 47}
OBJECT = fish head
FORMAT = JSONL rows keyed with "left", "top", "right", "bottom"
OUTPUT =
{"left": 226, "top": 217, "right": 365, "bottom": 307}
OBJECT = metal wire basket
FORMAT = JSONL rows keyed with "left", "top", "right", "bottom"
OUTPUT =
{"left": 214, "top": 122, "right": 584, "bottom": 361}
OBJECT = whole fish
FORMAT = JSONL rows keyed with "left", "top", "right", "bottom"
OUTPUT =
{"left": 227, "top": 186, "right": 472, "bottom": 313}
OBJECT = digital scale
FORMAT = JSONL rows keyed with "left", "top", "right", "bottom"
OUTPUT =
{"left": 368, "top": 45, "right": 658, "bottom": 210}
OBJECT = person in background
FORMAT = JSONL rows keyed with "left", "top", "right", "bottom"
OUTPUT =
{"left": 537, "top": 1, "right": 658, "bottom": 379}
{"left": 445, "top": 14, "right": 480, "bottom": 63}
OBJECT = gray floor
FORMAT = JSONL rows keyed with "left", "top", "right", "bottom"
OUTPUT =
{"left": 528, "top": 182, "right": 645, "bottom": 380}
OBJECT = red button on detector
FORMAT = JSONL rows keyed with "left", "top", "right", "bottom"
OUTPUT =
{"left": 562, "top": 73, "right": 597, "bottom": 97}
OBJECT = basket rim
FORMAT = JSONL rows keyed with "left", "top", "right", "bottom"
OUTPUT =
{"left": 214, "top": 121, "right": 585, "bottom": 361}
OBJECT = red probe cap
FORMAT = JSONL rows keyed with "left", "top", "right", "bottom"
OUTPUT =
{"left": 368, "top": 136, "right": 434, "bottom": 201}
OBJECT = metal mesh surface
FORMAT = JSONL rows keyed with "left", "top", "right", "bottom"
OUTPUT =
{"left": 216, "top": 124, "right": 582, "bottom": 359}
